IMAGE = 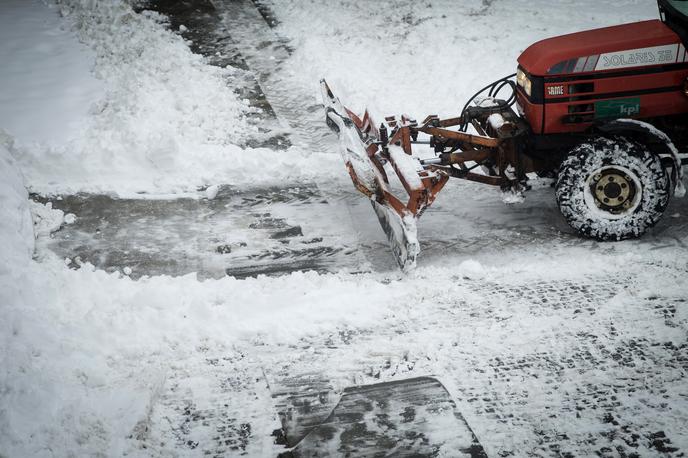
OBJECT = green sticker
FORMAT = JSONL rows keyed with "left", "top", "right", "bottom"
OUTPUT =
{"left": 595, "top": 97, "right": 641, "bottom": 119}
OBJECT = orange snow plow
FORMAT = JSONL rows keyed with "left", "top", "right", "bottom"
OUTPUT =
{"left": 321, "top": 81, "right": 449, "bottom": 271}
{"left": 321, "top": 79, "right": 532, "bottom": 271}
{"left": 321, "top": 0, "right": 688, "bottom": 272}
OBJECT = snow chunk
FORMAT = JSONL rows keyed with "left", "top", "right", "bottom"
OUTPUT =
{"left": 458, "top": 259, "right": 485, "bottom": 279}
{"left": 474, "top": 96, "right": 500, "bottom": 108}
{"left": 64, "top": 213, "right": 77, "bottom": 224}
{"left": 205, "top": 184, "right": 220, "bottom": 200}
{"left": 501, "top": 188, "right": 525, "bottom": 204}
{"left": 487, "top": 113, "right": 506, "bottom": 130}
{"left": 29, "top": 201, "right": 64, "bottom": 238}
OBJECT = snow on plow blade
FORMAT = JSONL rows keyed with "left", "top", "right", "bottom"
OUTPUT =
{"left": 321, "top": 80, "right": 448, "bottom": 271}
{"left": 371, "top": 200, "right": 419, "bottom": 272}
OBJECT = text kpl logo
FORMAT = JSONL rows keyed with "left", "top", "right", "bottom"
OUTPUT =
{"left": 619, "top": 104, "right": 640, "bottom": 116}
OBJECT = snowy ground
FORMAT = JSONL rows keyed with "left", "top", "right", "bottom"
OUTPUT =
{"left": 1, "top": 0, "right": 687, "bottom": 457}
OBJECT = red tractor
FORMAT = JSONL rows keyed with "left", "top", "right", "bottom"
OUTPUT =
{"left": 322, "top": 0, "right": 688, "bottom": 270}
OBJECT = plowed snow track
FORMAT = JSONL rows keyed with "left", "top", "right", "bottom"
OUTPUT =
{"left": 37, "top": 186, "right": 364, "bottom": 279}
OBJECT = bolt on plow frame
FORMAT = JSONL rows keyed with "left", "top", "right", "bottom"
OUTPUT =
{"left": 321, "top": 79, "right": 534, "bottom": 271}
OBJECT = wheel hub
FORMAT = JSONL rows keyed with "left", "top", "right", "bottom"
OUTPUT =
{"left": 588, "top": 168, "right": 638, "bottom": 215}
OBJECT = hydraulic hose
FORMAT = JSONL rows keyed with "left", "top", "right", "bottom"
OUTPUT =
{"left": 459, "top": 73, "right": 517, "bottom": 132}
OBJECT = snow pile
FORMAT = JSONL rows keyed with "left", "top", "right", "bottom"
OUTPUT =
{"left": 0, "top": 142, "right": 38, "bottom": 455}
{"left": 0, "top": 141, "right": 34, "bottom": 269}
{"left": 5, "top": 0, "right": 334, "bottom": 195}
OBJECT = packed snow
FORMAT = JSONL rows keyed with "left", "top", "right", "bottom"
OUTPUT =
{"left": 266, "top": 0, "right": 659, "bottom": 117}
{"left": 0, "top": 0, "right": 103, "bottom": 146}
{"left": 1, "top": 0, "right": 687, "bottom": 456}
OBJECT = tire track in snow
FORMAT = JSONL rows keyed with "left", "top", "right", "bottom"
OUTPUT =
{"left": 136, "top": 344, "right": 281, "bottom": 457}
{"left": 261, "top": 272, "right": 688, "bottom": 457}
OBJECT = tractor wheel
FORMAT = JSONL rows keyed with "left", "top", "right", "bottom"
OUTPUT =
{"left": 555, "top": 136, "right": 670, "bottom": 241}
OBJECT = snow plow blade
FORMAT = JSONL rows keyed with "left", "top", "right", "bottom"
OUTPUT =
{"left": 321, "top": 80, "right": 448, "bottom": 271}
